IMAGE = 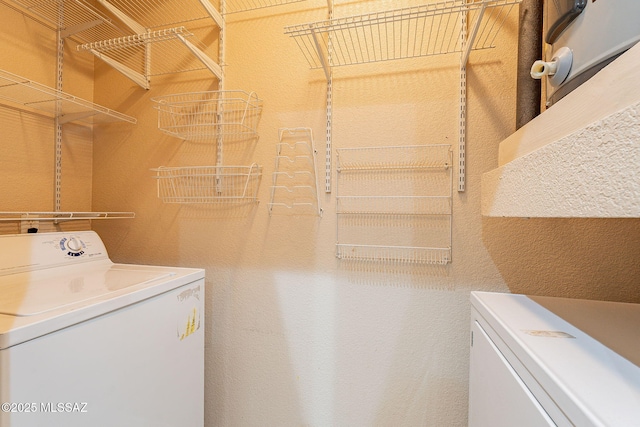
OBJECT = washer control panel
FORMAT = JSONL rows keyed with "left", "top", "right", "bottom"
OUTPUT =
{"left": 0, "top": 231, "right": 110, "bottom": 276}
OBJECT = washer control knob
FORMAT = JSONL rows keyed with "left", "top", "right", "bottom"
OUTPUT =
{"left": 66, "top": 237, "right": 83, "bottom": 253}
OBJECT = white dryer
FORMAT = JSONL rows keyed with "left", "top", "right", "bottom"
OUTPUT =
{"left": 0, "top": 231, "right": 204, "bottom": 427}
{"left": 469, "top": 291, "right": 640, "bottom": 426}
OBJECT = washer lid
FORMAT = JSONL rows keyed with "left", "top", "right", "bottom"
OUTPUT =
{"left": 0, "top": 264, "right": 174, "bottom": 317}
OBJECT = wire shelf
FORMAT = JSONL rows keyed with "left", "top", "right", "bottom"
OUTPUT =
{"left": 224, "top": 0, "right": 308, "bottom": 14}
{"left": 152, "top": 164, "right": 262, "bottom": 204}
{"left": 285, "top": 0, "right": 520, "bottom": 72}
{"left": 0, "top": 212, "right": 136, "bottom": 221}
{"left": 90, "top": 0, "right": 222, "bottom": 29}
{"left": 337, "top": 144, "right": 452, "bottom": 171}
{"left": 0, "top": 69, "right": 136, "bottom": 124}
{"left": 336, "top": 144, "right": 453, "bottom": 265}
{"left": 8, "top": 0, "right": 223, "bottom": 87}
{"left": 77, "top": 25, "right": 223, "bottom": 88}
{"left": 336, "top": 244, "right": 451, "bottom": 265}
{"left": 151, "top": 90, "right": 263, "bottom": 141}
{"left": 337, "top": 196, "right": 451, "bottom": 215}
{"left": 7, "top": 0, "right": 129, "bottom": 44}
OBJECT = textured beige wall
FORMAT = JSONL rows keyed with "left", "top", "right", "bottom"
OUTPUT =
{"left": 90, "top": 1, "right": 516, "bottom": 424}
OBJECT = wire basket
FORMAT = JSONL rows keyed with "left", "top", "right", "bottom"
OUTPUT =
{"left": 152, "top": 164, "right": 262, "bottom": 204}
{"left": 151, "top": 90, "right": 263, "bottom": 141}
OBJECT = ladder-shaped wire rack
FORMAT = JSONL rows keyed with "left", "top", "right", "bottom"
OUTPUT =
{"left": 336, "top": 144, "right": 453, "bottom": 264}
{"left": 269, "top": 128, "right": 322, "bottom": 216}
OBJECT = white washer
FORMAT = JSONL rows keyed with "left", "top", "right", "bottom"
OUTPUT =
{"left": 469, "top": 291, "right": 640, "bottom": 427}
{"left": 0, "top": 231, "right": 204, "bottom": 427}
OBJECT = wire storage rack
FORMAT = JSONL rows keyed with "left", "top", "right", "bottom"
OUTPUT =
{"left": 150, "top": 90, "right": 264, "bottom": 205}
{"left": 285, "top": 0, "right": 520, "bottom": 72}
{"left": 0, "top": 68, "right": 136, "bottom": 124}
{"left": 9, "top": 0, "right": 224, "bottom": 89}
{"left": 269, "top": 128, "right": 322, "bottom": 215}
{"left": 151, "top": 91, "right": 263, "bottom": 141}
{"left": 224, "top": 0, "right": 309, "bottom": 14}
{"left": 152, "top": 164, "right": 263, "bottom": 204}
{"left": 7, "top": 0, "right": 129, "bottom": 44}
{"left": 336, "top": 144, "right": 453, "bottom": 264}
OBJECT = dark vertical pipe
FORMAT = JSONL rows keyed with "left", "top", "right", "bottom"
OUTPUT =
{"left": 516, "top": 0, "right": 543, "bottom": 130}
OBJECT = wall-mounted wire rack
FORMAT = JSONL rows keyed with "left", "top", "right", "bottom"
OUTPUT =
{"left": 285, "top": 0, "right": 520, "bottom": 193}
{"left": 336, "top": 144, "right": 452, "bottom": 265}
{"left": 152, "top": 164, "right": 263, "bottom": 204}
{"left": 75, "top": 0, "right": 223, "bottom": 88}
{"left": 0, "top": 212, "right": 136, "bottom": 221}
{"left": 8, "top": 0, "right": 224, "bottom": 89}
{"left": 7, "top": 0, "right": 128, "bottom": 43}
{"left": 0, "top": 68, "right": 136, "bottom": 124}
{"left": 0, "top": 68, "right": 136, "bottom": 223}
{"left": 224, "top": 0, "right": 308, "bottom": 14}
{"left": 269, "top": 128, "right": 322, "bottom": 216}
{"left": 285, "top": 0, "right": 519, "bottom": 75}
{"left": 150, "top": 90, "right": 264, "bottom": 205}
{"left": 151, "top": 91, "right": 263, "bottom": 141}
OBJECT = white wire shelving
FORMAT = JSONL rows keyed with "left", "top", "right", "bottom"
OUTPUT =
{"left": 8, "top": 0, "right": 224, "bottom": 89}
{"left": 150, "top": 90, "right": 264, "bottom": 205}
{"left": 7, "top": 0, "right": 129, "bottom": 43}
{"left": 269, "top": 128, "right": 322, "bottom": 216}
{"left": 286, "top": 0, "right": 520, "bottom": 193}
{"left": 336, "top": 144, "right": 453, "bottom": 265}
{"left": 225, "top": 0, "right": 308, "bottom": 14}
{"left": 151, "top": 91, "right": 263, "bottom": 141}
{"left": 152, "top": 164, "right": 263, "bottom": 204}
{"left": 285, "top": 0, "right": 520, "bottom": 76}
{"left": 0, "top": 69, "right": 136, "bottom": 124}
{"left": 0, "top": 212, "right": 136, "bottom": 221}
{"left": 75, "top": 0, "right": 223, "bottom": 88}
